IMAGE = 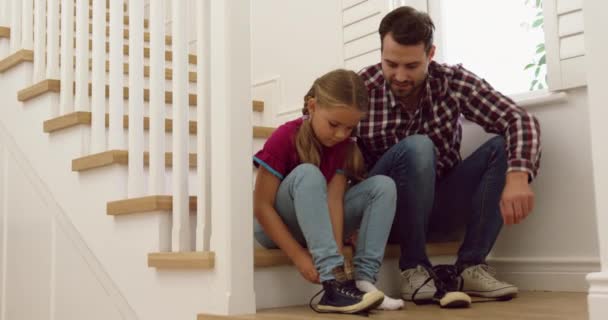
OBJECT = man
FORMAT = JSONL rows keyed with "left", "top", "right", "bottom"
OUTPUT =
{"left": 357, "top": 6, "right": 541, "bottom": 307}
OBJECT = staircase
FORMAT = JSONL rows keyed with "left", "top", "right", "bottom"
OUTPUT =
{"left": 0, "top": 1, "right": 458, "bottom": 319}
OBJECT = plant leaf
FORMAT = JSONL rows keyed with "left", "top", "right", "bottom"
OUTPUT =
{"left": 532, "top": 19, "right": 543, "bottom": 27}
{"left": 539, "top": 54, "right": 546, "bottom": 65}
{"left": 535, "top": 67, "right": 541, "bottom": 77}
{"left": 538, "top": 83, "right": 544, "bottom": 89}
{"left": 536, "top": 0, "right": 542, "bottom": 8}
{"left": 536, "top": 45, "right": 545, "bottom": 54}
{"left": 524, "top": 63, "right": 535, "bottom": 70}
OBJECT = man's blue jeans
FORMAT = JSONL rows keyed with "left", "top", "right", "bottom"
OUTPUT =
{"left": 369, "top": 135, "right": 507, "bottom": 270}
{"left": 254, "top": 164, "right": 397, "bottom": 282}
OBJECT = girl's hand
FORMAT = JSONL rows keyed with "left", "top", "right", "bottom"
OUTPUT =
{"left": 293, "top": 251, "right": 320, "bottom": 284}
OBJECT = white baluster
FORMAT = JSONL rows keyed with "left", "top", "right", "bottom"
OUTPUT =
{"left": 196, "top": 0, "right": 211, "bottom": 252}
{"left": 91, "top": 0, "right": 107, "bottom": 153}
{"left": 209, "top": 0, "right": 255, "bottom": 313}
{"left": 128, "top": 0, "right": 145, "bottom": 197}
{"left": 32, "top": 0, "right": 45, "bottom": 82}
{"left": 59, "top": 0, "right": 74, "bottom": 115}
{"left": 108, "top": 0, "right": 125, "bottom": 149}
{"left": 21, "top": 0, "right": 33, "bottom": 50}
{"left": 74, "top": 0, "right": 89, "bottom": 112}
{"left": 9, "top": 0, "right": 21, "bottom": 52}
{"left": 0, "top": 0, "right": 7, "bottom": 27}
{"left": 149, "top": 0, "right": 165, "bottom": 196}
{"left": 46, "top": 0, "right": 59, "bottom": 79}
{"left": 171, "top": 0, "right": 190, "bottom": 252}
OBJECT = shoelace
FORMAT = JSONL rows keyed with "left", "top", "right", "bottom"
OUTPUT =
{"left": 308, "top": 280, "right": 371, "bottom": 317}
{"left": 411, "top": 265, "right": 462, "bottom": 305}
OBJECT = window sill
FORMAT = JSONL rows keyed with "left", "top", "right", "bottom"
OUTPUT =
{"left": 509, "top": 90, "right": 568, "bottom": 108}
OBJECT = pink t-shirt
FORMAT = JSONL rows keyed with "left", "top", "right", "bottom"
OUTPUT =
{"left": 253, "top": 117, "right": 350, "bottom": 182}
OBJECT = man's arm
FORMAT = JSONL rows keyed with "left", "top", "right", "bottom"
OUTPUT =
{"left": 454, "top": 67, "right": 541, "bottom": 224}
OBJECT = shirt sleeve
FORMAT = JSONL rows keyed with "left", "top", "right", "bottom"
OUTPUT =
{"left": 253, "top": 124, "right": 294, "bottom": 180}
{"left": 452, "top": 65, "right": 542, "bottom": 180}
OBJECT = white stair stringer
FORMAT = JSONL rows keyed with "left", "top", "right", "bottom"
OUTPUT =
{"left": 0, "top": 59, "right": 224, "bottom": 320}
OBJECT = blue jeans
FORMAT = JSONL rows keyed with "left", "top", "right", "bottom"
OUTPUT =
{"left": 254, "top": 164, "right": 396, "bottom": 282}
{"left": 369, "top": 135, "right": 507, "bottom": 270}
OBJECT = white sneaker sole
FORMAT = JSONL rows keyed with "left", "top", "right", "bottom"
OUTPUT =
{"left": 465, "top": 286, "right": 519, "bottom": 299}
{"left": 439, "top": 292, "right": 472, "bottom": 308}
{"left": 317, "top": 291, "right": 385, "bottom": 314}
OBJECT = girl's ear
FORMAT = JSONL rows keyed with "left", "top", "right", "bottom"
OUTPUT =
{"left": 306, "top": 98, "right": 317, "bottom": 115}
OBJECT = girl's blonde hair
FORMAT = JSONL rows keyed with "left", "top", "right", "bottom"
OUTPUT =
{"left": 296, "top": 69, "right": 369, "bottom": 181}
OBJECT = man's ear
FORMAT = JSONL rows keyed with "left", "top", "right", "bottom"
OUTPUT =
{"left": 428, "top": 45, "right": 436, "bottom": 61}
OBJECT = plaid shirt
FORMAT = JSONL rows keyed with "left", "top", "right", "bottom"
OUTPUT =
{"left": 357, "top": 62, "right": 541, "bottom": 179}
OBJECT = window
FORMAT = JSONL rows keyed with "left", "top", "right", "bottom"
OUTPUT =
{"left": 434, "top": 0, "right": 546, "bottom": 95}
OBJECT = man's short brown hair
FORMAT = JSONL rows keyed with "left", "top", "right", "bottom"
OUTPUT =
{"left": 379, "top": 6, "right": 435, "bottom": 53}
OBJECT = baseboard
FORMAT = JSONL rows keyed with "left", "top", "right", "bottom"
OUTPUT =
{"left": 588, "top": 272, "right": 608, "bottom": 320}
{"left": 488, "top": 256, "right": 601, "bottom": 292}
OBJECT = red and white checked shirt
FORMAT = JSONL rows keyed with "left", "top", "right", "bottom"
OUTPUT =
{"left": 357, "top": 62, "right": 541, "bottom": 179}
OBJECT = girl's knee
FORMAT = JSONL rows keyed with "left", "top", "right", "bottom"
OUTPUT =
{"left": 367, "top": 175, "right": 397, "bottom": 202}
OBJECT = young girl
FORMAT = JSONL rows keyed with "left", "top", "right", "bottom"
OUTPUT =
{"left": 253, "top": 69, "right": 402, "bottom": 314}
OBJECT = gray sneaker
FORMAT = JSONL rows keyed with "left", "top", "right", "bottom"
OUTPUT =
{"left": 400, "top": 265, "right": 437, "bottom": 301}
{"left": 401, "top": 265, "right": 471, "bottom": 308}
{"left": 459, "top": 264, "right": 518, "bottom": 299}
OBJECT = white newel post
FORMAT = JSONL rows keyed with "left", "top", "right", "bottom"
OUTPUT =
{"left": 128, "top": 0, "right": 145, "bottom": 197}
{"left": 196, "top": 0, "right": 211, "bottom": 251}
{"left": 171, "top": 0, "right": 191, "bottom": 252}
{"left": 584, "top": 1, "right": 608, "bottom": 320}
{"left": 209, "top": 0, "right": 255, "bottom": 314}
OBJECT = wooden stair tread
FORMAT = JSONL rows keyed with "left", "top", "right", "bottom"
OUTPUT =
{"left": 255, "top": 242, "right": 459, "bottom": 268}
{"left": 0, "top": 49, "right": 34, "bottom": 73}
{"left": 71, "top": 150, "right": 197, "bottom": 171}
{"left": 0, "top": 26, "right": 9, "bottom": 38}
{"left": 107, "top": 195, "right": 197, "bottom": 215}
{"left": 146, "top": 242, "right": 459, "bottom": 269}
{"left": 17, "top": 79, "right": 198, "bottom": 105}
{"left": 148, "top": 251, "right": 215, "bottom": 269}
{"left": 44, "top": 111, "right": 269, "bottom": 137}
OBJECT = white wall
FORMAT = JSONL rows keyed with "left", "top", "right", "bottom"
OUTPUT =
{"left": 251, "top": 0, "right": 344, "bottom": 125}
{"left": 460, "top": 88, "right": 600, "bottom": 291}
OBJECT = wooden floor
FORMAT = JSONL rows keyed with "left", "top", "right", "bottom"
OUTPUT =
{"left": 199, "top": 292, "right": 588, "bottom": 320}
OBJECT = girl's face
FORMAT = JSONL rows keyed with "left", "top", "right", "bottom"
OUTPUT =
{"left": 308, "top": 99, "right": 365, "bottom": 147}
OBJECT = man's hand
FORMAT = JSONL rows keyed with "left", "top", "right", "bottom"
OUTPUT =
{"left": 292, "top": 250, "right": 320, "bottom": 284}
{"left": 500, "top": 171, "right": 535, "bottom": 225}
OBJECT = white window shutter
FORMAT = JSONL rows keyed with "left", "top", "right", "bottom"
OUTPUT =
{"left": 342, "top": 0, "right": 390, "bottom": 71}
{"left": 544, "top": 0, "right": 586, "bottom": 90}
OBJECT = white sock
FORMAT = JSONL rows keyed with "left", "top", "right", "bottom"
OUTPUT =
{"left": 356, "top": 280, "right": 404, "bottom": 311}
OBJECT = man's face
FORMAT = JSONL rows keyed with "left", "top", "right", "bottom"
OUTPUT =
{"left": 381, "top": 33, "right": 435, "bottom": 101}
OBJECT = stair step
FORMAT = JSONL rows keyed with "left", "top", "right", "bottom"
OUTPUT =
{"left": 147, "top": 242, "right": 459, "bottom": 270}
{"left": 0, "top": 49, "right": 33, "bottom": 73}
{"left": 0, "top": 26, "right": 9, "bottom": 38}
{"left": 107, "top": 195, "right": 197, "bottom": 215}
{"left": 17, "top": 79, "right": 198, "bottom": 105}
{"left": 43, "top": 111, "right": 271, "bottom": 137}
{"left": 148, "top": 252, "right": 215, "bottom": 269}
{"left": 71, "top": 150, "right": 197, "bottom": 171}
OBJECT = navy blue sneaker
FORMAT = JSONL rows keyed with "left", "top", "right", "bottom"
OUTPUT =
{"left": 311, "top": 266, "right": 384, "bottom": 314}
